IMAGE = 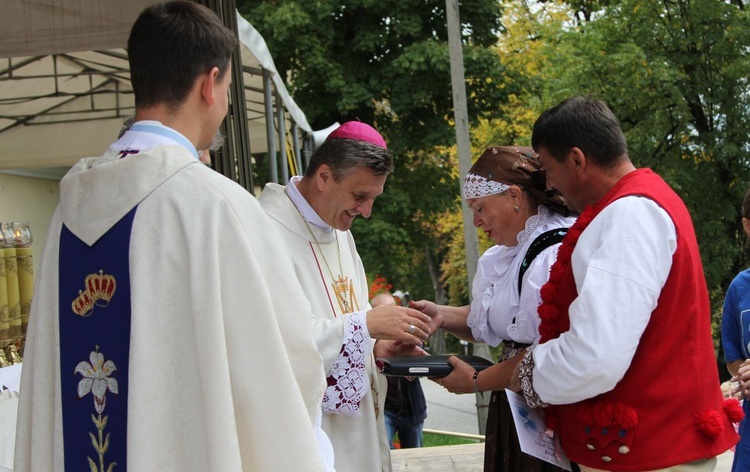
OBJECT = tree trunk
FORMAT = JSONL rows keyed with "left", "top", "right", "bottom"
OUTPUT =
{"left": 425, "top": 244, "right": 448, "bottom": 355}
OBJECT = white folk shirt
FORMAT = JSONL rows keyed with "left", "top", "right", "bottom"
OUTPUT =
{"left": 15, "top": 123, "right": 332, "bottom": 471}
{"left": 532, "top": 196, "right": 677, "bottom": 404}
{"left": 259, "top": 181, "right": 391, "bottom": 472}
{"left": 468, "top": 206, "right": 577, "bottom": 347}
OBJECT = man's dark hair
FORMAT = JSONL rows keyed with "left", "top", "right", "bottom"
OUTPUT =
{"left": 305, "top": 139, "right": 394, "bottom": 181}
{"left": 531, "top": 96, "right": 628, "bottom": 168}
{"left": 128, "top": 1, "right": 237, "bottom": 109}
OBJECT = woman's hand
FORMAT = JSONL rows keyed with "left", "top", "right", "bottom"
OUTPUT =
{"left": 431, "top": 356, "right": 475, "bottom": 394}
{"left": 409, "top": 299, "right": 444, "bottom": 334}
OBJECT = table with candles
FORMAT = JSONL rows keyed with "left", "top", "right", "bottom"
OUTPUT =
{"left": 0, "top": 221, "right": 33, "bottom": 367}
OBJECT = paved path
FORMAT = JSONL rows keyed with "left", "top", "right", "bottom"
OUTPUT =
{"left": 421, "top": 377, "right": 481, "bottom": 436}
{"left": 392, "top": 444, "right": 734, "bottom": 472}
{"left": 393, "top": 377, "right": 736, "bottom": 471}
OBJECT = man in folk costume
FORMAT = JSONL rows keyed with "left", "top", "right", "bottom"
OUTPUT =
{"left": 15, "top": 2, "right": 333, "bottom": 471}
{"left": 259, "top": 121, "right": 433, "bottom": 472}
{"left": 509, "top": 96, "right": 741, "bottom": 471}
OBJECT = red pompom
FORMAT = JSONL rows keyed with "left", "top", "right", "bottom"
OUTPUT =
{"left": 695, "top": 410, "right": 724, "bottom": 439}
{"left": 724, "top": 399, "right": 745, "bottom": 424}
{"left": 537, "top": 302, "right": 557, "bottom": 321}
{"left": 540, "top": 281, "right": 558, "bottom": 302}
{"left": 555, "top": 243, "right": 574, "bottom": 263}
{"left": 619, "top": 405, "right": 639, "bottom": 429}
{"left": 539, "top": 325, "right": 557, "bottom": 344}
{"left": 578, "top": 401, "right": 639, "bottom": 430}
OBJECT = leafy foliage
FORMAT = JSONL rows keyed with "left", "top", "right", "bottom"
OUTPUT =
{"left": 500, "top": 0, "right": 750, "bottom": 358}
{"left": 240, "top": 0, "right": 750, "bottom": 359}
{"left": 239, "top": 0, "right": 512, "bottom": 299}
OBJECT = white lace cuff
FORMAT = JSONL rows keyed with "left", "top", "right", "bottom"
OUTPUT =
{"left": 321, "top": 310, "right": 371, "bottom": 415}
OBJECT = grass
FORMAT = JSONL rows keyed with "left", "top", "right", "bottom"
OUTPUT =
{"left": 421, "top": 432, "right": 482, "bottom": 448}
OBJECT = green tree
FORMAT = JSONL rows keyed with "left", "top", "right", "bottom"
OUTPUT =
{"left": 239, "top": 0, "right": 515, "bottom": 302}
{"left": 432, "top": 0, "right": 750, "bottom": 361}
{"left": 539, "top": 0, "right": 750, "bottom": 295}
{"left": 495, "top": 0, "right": 750, "bottom": 367}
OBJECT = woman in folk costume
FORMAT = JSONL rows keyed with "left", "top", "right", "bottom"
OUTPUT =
{"left": 412, "top": 146, "right": 576, "bottom": 471}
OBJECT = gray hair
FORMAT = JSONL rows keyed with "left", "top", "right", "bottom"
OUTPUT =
{"left": 304, "top": 138, "right": 393, "bottom": 181}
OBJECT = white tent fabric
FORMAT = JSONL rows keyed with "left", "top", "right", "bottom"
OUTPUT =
{"left": 0, "top": 0, "right": 153, "bottom": 58}
{"left": 0, "top": 1, "right": 310, "bottom": 172}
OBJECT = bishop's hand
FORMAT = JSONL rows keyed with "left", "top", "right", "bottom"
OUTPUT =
{"left": 366, "top": 305, "right": 431, "bottom": 345}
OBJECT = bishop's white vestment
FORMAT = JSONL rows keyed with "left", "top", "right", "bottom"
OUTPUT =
{"left": 14, "top": 124, "right": 331, "bottom": 471}
{"left": 259, "top": 181, "right": 391, "bottom": 472}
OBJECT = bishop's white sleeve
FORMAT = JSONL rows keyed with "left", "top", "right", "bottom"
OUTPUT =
{"left": 321, "top": 310, "right": 371, "bottom": 415}
{"left": 531, "top": 197, "right": 677, "bottom": 404}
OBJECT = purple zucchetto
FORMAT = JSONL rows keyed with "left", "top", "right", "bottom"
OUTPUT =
{"left": 327, "top": 121, "right": 388, "bottom": 149}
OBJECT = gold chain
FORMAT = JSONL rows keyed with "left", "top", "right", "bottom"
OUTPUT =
{"left": 285, "top": 191, "right": 353, "bottom": 313}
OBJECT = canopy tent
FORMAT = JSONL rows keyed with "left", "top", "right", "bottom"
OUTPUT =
{"left": 0, "top": 0, "right": 311, "bottom": 187}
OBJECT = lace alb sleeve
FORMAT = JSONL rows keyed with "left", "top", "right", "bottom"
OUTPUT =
{"left": 321, "top": 310, "right": 371, "bottom": 416}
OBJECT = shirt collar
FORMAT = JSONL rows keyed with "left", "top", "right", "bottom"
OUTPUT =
{"left": 111, "top": 120, "right": 199, "bottom": 159}
{"left": 286, "top": 176, "right": 332, "bottom": 232}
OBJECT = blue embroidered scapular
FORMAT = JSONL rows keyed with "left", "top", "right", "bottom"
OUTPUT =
{"left": 59, "top": 206, "right": 136, "bottom": 472}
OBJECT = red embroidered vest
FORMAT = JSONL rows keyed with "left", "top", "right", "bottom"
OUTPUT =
{"left": 538, "top": 169, "right": 740, "bottom": 470}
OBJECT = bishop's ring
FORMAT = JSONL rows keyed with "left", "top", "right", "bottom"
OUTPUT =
{"left": 408, "top": 324, "right": 416, "bottom": 334}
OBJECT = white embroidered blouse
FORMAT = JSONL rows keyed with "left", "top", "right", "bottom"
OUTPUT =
{"left": 467, "top": 205, "right": 577, "bottom": 347}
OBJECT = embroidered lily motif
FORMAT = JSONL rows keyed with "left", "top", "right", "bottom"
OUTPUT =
{"left": 75, "top": 346, "right": 119, "bottom": 413}
{"left": 75, "top": 346, "right": 118, "bottom": 472}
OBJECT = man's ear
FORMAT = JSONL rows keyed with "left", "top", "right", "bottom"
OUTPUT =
{"left": 316, "top": 164, "right": 333, "bottom": 191}
{"left": 568, "top": 147, "right": 587, "bottom": 175}
{"left": 200, "top": 67, "right": 220, "bottom": 105}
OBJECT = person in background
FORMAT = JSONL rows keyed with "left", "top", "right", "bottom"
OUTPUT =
{"left": 412, "top": 145, "right": 575, "bottom": 471}
{"left": 14, "top": 2, "right": 332, "bottom": 471}
{"left": 372, "top": 291, "right": 427, "bottom": 449}
{"left": 509, "top": 96, "right": 740, "bottom": 471}
{"left": 258, "top": 121, "right": 432, "bottom": 472}
{"left": 721, "top": 187, "right": 750, "bottom": 470}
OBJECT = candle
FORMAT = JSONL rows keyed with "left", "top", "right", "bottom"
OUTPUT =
{"left": 16, "top": 246, "right": 33, "bottom": 335}
{"left": 8, "top": 317, "right": 21, "bottom": 338}
{"left": 0, "top": 254, "right": 7, "bottom": 325}
{"left": 0, "top": 348, "right": 9, "bottom": 367}
{"left": 4, "top": 247, "right": 20, "bottom": 338}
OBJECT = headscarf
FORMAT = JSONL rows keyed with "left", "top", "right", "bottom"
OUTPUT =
{"left": 463, "top": 146, "right": 569, "bottom": 215}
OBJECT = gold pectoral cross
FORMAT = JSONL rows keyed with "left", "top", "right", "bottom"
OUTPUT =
{"left": 332, "top": 275, "right": 358, "bottom": 314}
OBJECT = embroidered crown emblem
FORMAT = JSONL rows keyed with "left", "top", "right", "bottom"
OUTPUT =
{"left": 85, "top": 270, "right": 116, "bottom": 306}
{"left": 71, "top": 269, "right": 117, "bottom": 317}
{"left": 72, "top": 290, "right": 94, "bottom": 317}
